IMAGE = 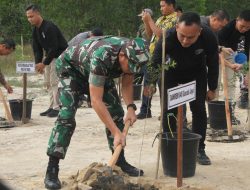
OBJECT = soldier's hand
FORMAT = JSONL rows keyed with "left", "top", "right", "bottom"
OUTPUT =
{"left": 113, "top": 130, "right": 126, "bottom": 150}
{"left": 124, "top": 109, "right": 137, "bottom": 126}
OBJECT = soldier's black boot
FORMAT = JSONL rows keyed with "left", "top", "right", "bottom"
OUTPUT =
{"left": 44, "top": 156, "right": 61, "bottom": 190}
{"left": 115, "top": 149, "right": 144, "bottom": 177}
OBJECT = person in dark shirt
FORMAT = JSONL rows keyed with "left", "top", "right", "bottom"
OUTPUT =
{"left": 199, "top": 10, "right": 242, "bottom": 124}
{"left": 147, "top": 12, "right": 219, "bottom": 165}
{"left": 200, "top": 10, "right": 230, "bottom": 34}
{"left": 26, "top": 4, "right": 68, "bottom": 117}
{"left": 68, "top": 27, "right": 103, "bottom": 47}
{"left": 218, "top": 10, "right": 250, "bottom": 109}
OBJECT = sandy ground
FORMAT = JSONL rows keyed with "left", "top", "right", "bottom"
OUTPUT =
{"left": 0, "top": 77, "right": 250, "bottom": 190}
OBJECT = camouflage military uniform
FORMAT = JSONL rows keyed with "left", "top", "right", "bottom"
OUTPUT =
{"left": 47, "top": 36, "right": 148, "bottom": 159}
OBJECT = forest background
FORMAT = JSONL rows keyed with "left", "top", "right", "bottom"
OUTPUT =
{"left": 0, "top": 0, "right": 250, "bottom": 78}
{"left": 1, "top": 0, "right": 250, "bottom": 44}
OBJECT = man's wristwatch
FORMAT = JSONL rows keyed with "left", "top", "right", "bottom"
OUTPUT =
{"left": 127, "top": 103, "right": 137, "bottom": 111}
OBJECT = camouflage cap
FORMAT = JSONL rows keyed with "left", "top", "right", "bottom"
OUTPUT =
{"left": 122, "top": 37, "right": 150, "bottom": 73}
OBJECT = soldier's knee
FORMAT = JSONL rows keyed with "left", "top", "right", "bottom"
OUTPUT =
{"left": 57, "top": 118, "right": 76, "bottom": 129}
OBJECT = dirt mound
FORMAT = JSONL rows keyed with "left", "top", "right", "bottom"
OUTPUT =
{"left": 63, "top": 162, "right": 158, "bottom": 190}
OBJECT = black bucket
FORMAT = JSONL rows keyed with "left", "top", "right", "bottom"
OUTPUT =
{"left": 9, "top": 99, "right": 33, "bottom": 121}
{"left": 208, "top": 101, "right": 232, "bottom": 129}
{"left": 133, "top": 84, "right": 142, "bottom": 101}
{"left": 161, "top": 132, "right": 201, "bottom": 178}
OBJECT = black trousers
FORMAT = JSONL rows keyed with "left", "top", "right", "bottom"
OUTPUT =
{"left": 160, "top": 69, "right": 207, "bottom": 150}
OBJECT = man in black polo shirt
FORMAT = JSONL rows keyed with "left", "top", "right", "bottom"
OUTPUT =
{"left": 219, "top": 10, "right": 250, "bottom": 109}
{"left": 147, "top": 12, "right": 219, "bottom": 165}
{"left": 26, "top": 4, "right": 68, "bottom": 117}
{"left": 200, "top": 10, "right": 230, "bottom": 34}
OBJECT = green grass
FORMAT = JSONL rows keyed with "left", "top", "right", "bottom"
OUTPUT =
{"left": 7, "top": 76, "right": 43, "bottom": 88}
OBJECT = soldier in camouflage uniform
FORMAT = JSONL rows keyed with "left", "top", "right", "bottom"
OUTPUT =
{"left": 67, "top": 27, "right": 103, "bottom": 107}
{"left": 44, "top": 36, "right": 149, "bottom": 190}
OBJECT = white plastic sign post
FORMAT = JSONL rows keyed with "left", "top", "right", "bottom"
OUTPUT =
{"left": 16, "top": 61, "right": 35, "bottom": 73}
{"left": 168, "top": 81, "right": 196, "bottom": 110}
{"left": 16, "top": 61, "right": 35, "bottom": 124}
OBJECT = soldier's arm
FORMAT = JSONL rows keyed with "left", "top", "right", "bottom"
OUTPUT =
{"left": 89, "top": 50, "right": 125, "bottom": 148}
{"left": 121, "top": 74, "right": 134, "bottom": 106}
{"left": 89, "top": 84, "right": 125, "bottom": 148}
{"left": 90, "top": 84, "right": 120, "bottom": 134}
{"left": 121, "top": 73, "right": 137, "bottom": 125}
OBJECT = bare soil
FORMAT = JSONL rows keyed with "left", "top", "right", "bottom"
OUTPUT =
{"left": 0, "top": 77, "right": 250, "bottom": 190}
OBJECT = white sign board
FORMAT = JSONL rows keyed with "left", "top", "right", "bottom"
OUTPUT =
{"left": 16, "top": 61, "right": 35, "bottom": 73}
{"left": 168, "top": 81, "right": 196, "bottom": 110}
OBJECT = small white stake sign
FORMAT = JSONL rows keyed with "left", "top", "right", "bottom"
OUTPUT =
{"left": 16, "top": 61, "right": 35, "bottom": 73}
{"left": 168, "top": 81, "right": 196, "bottom": 110}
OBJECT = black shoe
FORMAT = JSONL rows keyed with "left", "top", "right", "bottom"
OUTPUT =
{"left": 115, "top": 150, "right": 144, "bottom": 177}
{"left": 197, "top": 149, "right": 211, "bottom": 165}
{"left": 117, "top": 162, "right": 144, "bottom": 177}
{"left": 137, "top": 112, "right": 152, "bottom": 120}
{"left": 44, "top": 166, "right": 61, "bottom": 190}
{"left": 47, "top": 110, "right": 59, "bottom": 118}
{"left": 40, "top": 108, "right": 53, "bottom": 116}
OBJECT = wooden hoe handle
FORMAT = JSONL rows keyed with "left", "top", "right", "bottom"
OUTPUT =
{"left": 220, "top": 54, "right": 233, "bottom": 137}
{"left": 0, "top": 88, "right": 13, "bottom": 122}
{"left": 108, "top": 121, "right": 130, "bottom": 168}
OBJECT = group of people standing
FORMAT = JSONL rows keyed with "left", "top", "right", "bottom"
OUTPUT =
{"left": 0, "top": 1, "right": 249, "bottom": 190}
{"left": 136, "top": 0, "right": 250, "bottom": 167}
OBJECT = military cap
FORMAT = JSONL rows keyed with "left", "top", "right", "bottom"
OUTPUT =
{"left": 122, "top": 37, "right": 150, "bottom": 73}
